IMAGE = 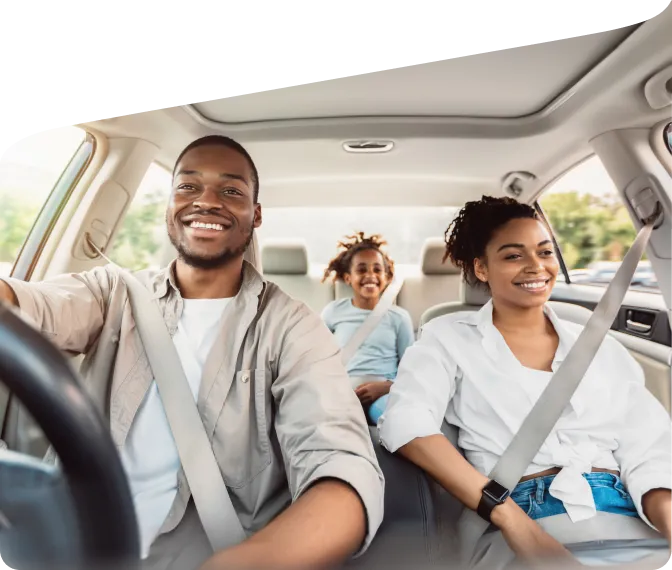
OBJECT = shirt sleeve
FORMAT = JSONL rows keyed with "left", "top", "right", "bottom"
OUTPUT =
{"left": 611, "top": 340, "right": 672, "bottom": 529}
{"left": 378, "top": 320, "right": 458, "bottom": 453}
{"left": 272, "top": 301, "right": 384, "bottom": 557}
{"left": 1, "top": 266, "right": 115, "bottom": 354}
{"left": 395, "top": 309, "right": 416, "bottom": 363}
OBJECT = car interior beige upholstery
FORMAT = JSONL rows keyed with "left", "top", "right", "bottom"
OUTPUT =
{"left": 260, "top": 239, "right": 335, "bottom": 314}
{"left": 398, "top": 238, "right": 462, "bottom": 330}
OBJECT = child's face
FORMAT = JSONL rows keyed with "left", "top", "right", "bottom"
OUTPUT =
{"left": 344, "top": 249, "right": 390, "bottom": 302}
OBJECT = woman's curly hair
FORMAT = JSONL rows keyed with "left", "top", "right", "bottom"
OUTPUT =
{"left": 443, "top": 196, "right": 541, "bottom": 289}
{"left": 322, "top": 232, "right": 395, "bottom": 283}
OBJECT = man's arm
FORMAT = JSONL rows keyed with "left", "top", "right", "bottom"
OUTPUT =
{"left": 200, "top": 479, "right": 366, "bottom": 570}
{"left": 0, "top": 269, "right": 112, "bottom": 354}
{"left": 203, "top": 300, "right": 383, "bottom": 569}
{"left": 0, "top": 280, "right": 19, "bottom": 307}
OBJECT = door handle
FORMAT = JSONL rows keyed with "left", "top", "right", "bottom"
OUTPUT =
{"left": 626, "top": 319, "right": 652, "bottom": 334}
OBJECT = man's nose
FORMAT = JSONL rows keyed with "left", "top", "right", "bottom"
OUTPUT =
{"left": 193, "top": 187, "right": 222, "bottom": 210}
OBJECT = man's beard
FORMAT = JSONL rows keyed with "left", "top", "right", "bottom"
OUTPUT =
{"left": 168, "top": 225, "right": 254, "bottom": 270}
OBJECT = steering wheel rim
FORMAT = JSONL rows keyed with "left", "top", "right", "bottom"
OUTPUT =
{"left": 0, "top": 304, "right": 139, "bottom": 569}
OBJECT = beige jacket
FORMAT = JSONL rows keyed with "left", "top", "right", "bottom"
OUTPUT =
{"left": 4, "top": 260, "right": 384, "bottom": 552}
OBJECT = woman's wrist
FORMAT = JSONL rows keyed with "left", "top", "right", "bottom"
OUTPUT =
{"left": 490, "top": 498, "right": 526, "bottom": 531}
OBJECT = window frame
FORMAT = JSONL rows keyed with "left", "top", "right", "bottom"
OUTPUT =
{"left": 9, "top": 130, "right": 96, "bottom": 281}
{"left": 534, "top": 200, "right": 571, "bottom": 284}
{"left": 0, "top": 130, "right": 95, "bottom": 443}
{"left": 664, "top": 122, "right": 672, "bottom": 156}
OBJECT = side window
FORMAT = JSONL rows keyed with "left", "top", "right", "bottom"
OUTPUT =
{"left": 540, "top": 156, "right": 659, "bottom": 294}
{"left": 0, "top": 126, "right": 88, "bottom": 278}
{"left": 110, "top": 163, "right": 172, "bottom": 271}
{"left": 0, "top": 126, "right": 91, "bottom": 452}
{"left": 664, "top": 122, "right": 672, "bottom": 155}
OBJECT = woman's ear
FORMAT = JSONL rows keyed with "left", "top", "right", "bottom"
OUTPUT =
{"left": 473, "top": 257, "right": 488, "bottom": 284}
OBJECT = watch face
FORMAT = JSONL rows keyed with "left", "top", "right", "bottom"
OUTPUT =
{"left": 484, "top": 480, "right": 510, "bottom": 503}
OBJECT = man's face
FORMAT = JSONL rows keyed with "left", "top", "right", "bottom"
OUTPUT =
{"left": 166, "top": 144, "right": 261, "bottom": 269}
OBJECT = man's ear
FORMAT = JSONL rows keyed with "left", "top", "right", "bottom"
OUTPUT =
{"left": 253, "top": 203, "right": 262, "bottom": 229}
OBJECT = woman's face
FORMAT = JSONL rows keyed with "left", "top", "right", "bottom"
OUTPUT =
{"left": 344, "top": 249, "right": 390, "bottom": 302}
{"left": 474, "top": 217, "right": 559, "bottom": 309}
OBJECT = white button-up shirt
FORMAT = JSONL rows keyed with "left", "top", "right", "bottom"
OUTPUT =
{"left": 378, "top": 300, "right": 671, "bottom": 526}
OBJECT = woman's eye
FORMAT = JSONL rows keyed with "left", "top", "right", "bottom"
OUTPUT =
{"left": 505, "top": 254, "right": 521, "bottom": 260}
{"left": 540, "top": 250, "right": 555, "bottom": 257}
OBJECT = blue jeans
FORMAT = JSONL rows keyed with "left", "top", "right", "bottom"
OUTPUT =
{"left": 368, "top": 394, "right": 389, "bottom": 424}
{"left": 511, "top": 472, "right": 639, "bottom": 520}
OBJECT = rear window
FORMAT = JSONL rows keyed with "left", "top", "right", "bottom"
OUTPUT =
{"left": 664, "top": 122, "right": 672, "bottom": 155}
{"left": 256, "top": 207, "right": 458, "bottom": 266}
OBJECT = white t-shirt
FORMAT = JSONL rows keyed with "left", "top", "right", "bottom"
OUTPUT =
{"left": 120, "top": 297, "right": 232, "bottom": 559}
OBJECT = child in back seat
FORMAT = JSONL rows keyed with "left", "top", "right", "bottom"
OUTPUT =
{"left": 321, "top": 232, "right": 415, "bottom": 425}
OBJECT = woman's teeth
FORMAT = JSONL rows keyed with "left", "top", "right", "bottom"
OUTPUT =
{"left": 517, "top": 281, "right": 547, "bottom": 290}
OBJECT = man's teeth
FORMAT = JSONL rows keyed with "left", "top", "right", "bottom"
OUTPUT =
{"left": 190, "top": 221, "right": 224, "bottom": 231}
{"left": 518, "top": 281, "right": 547, "bottom": 290}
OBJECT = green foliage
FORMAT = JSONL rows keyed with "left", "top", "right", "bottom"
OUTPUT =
{"left": 0, "top": 192, "right": 42, "bottom": 262}
{"left": 0, "top": 188, "right": 168, "bottom": 273}
{"left": 109, "top": 189, "right": 168, "bottom": 271}
{"left": 541, "top": 191, "right": 638, "bottom": 269}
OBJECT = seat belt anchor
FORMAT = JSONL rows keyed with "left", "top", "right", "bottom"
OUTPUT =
{"left": 631, "top": 188, "right": 664, "bottom": 229}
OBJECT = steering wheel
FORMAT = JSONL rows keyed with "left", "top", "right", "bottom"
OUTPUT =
{"left": 0, "top": 304, "right": 139, "bottom": 570}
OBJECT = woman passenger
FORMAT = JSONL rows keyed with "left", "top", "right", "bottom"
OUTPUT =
{"left": 321, "top": 232, "right": 415, "bottom": 424}
{"left": 378, "top": 196, "right": 671, "bottom": 564}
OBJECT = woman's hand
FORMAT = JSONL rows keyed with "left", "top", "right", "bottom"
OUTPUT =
{"left": 642, "top": 488, "right": 672, "bottom": 542}
{"left": 355, "top": 381, "right": 392, "bottom": 405}
{"left": 492, "top": 500, "right": 578, "bottom": 564}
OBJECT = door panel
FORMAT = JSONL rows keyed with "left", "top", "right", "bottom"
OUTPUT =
{"left": 551, "top": 282, "right": 670, "bottom": 346}
{"left": 630, "top": 350, "right": 672, "bottom": 413}
{"left": 551, "top": 284, "right": 671, "bottom": 413}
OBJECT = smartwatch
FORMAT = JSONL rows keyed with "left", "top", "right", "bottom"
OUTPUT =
{"left": 477, "top": 480, "right": 510, "bottom": 523}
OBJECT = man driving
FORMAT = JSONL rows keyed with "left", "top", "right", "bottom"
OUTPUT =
{"left": 0, "top": 135, "right": 384, "bottom": 570}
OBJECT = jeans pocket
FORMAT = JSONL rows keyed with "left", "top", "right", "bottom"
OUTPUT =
{"left": 512, "top": 492, "right": 537, "bottom": 518}
{"left": 612, "top": 478, "right": 630, "bottom": 499}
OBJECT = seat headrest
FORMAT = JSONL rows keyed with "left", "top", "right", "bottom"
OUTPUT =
{"left": 462, "top": 279, "right": 491, "bottom": 305}
{"left": 261, "top": 240, "right": 309, "bottom": 275}
{"left": 421, "top": 238, "right": 460, "bottom": 275}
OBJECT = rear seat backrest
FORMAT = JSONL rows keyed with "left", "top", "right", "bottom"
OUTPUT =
{"left": 261, "top": 239, "right": 335, "bottom": 314}
{"left": 397, "top": 238, "right": 462, "bottom": 330}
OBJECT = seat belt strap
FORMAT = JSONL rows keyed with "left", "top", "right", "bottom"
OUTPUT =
{"left": 119, "top": 271, "right": 247, "bottom": 552}
{"left": 83, "top": 233, "right": 247, "bottom": 554}
{"left": 340, "top": 276, "right": 404, "bottom": 366}
{"left": 459, "top": 206, "right": 660, "bottom": 562}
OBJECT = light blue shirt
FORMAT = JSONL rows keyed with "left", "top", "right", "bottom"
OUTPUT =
{"left": 321, "top": 298, "right": 415, "bottom": 380}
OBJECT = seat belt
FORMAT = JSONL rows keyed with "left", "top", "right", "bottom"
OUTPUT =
{"left": 459, "top": 201, "right": 663, "bottom": 563}
{"left": 340, "top": 275, "right": 404, "bottom": 366}
{"left": 84, "top": 238, "right": 246, "bottom": 553}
